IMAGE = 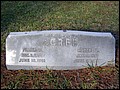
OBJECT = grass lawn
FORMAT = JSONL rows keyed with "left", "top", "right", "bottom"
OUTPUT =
{"left": 1, "top": 1, "right": 119, "bottom": 89}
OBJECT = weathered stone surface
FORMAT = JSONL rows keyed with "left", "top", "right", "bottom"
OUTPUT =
{"left": 6, "top": 30, "right": 115, "bottom": 70}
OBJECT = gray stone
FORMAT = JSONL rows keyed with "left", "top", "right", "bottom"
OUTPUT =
{"left": 6, "top": 30, "right": 115, "bottom": 70}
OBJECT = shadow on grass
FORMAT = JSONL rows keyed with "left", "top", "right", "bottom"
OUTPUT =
{"left": 1, "top": 1, "right": 27, "bottom": 32}
{"left": 1, "top": 1, "right": 59, "bottom": 32}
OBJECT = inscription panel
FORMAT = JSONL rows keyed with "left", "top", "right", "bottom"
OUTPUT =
{"left": 74, "top": 47, "right": 99, "bottom": 64}
{"left": 6, "top": 30, "right": 115, "bottom": 70}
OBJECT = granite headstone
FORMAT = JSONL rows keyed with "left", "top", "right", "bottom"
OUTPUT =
{"left": 6, "top": 30, "right": 115, "bottom": 70}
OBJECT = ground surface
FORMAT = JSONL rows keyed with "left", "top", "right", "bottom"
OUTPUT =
{"left": 1, "top": 1, "right": 119, "bottom": 89}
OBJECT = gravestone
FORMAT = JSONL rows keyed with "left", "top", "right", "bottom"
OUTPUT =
{"left": 6, "top": 30, "right": 115, "bottom": 70}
